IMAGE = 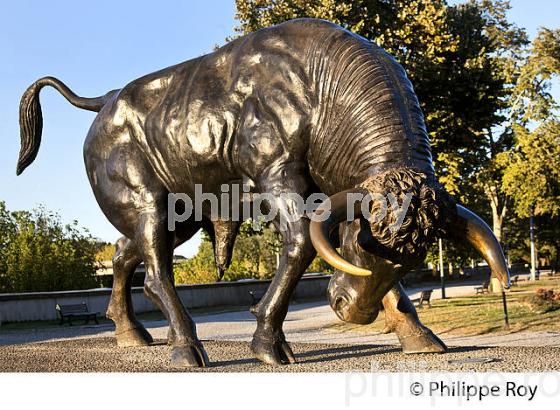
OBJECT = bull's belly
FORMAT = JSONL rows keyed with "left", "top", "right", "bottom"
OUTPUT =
{"left": 142, "top": 145, "right": 238, "bottom": 196}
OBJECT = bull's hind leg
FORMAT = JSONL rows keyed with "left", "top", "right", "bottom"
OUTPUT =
{"left": 137, "top": 208, "right": 208, "bottom": 367}
{"left": 87, "top": 135, "right": 206, "bottom": 366}
{"left": 108, "top": 222, "right": 202, "bottom": 347}
{"left": 107, "top": 237, "right": 153, "bottom": 347}
{"left": 381, "top": 283, "right": 446, "bottom": 353}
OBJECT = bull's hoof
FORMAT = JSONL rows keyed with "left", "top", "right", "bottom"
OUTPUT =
{"left": 400, "top": 328, "right": 447, "bottom": 354}
{"left": 171, "top": 344, "right": 209, "bottom": 368}
{"left": 251, "top": 334, "right": 296, "bottom": 365}
{"left": 115, "top": 326, "right": 153, "bottom": 347}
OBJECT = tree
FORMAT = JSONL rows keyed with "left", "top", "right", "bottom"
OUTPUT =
{"left": 0, "top": 202, "right": 100, "bottom": 292}
{"left": 307, "top": 255, "right": 334, "bottom": 274}
{"left": 510, "top": 28, "right": 560, "bottom": 124}
{"left": 471, "top": 2, "right": 526, "bottom": 243}
{"left": 537, "top": 215, "right": 560, "bottom": 273}
{"left": 174, "top": 221, "right": 278, "bottom": 285}
{"left": 497, "top": 121, "right": 560, "bottom": 270}
{"left": 499, "top": 28, "right": 560, "bottom": 215}
{"left": 496, "top": 28, "right": 560, "bottom": 272}
{"left": 499, "top": 122, "right": 560, "bottom": 218}
{"left": 174, "top": 235, "right": 220, "bottom": 284}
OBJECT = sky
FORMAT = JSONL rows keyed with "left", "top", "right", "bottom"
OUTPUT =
{"left": 0, "top": 0, "right": 558, "bottom": 258}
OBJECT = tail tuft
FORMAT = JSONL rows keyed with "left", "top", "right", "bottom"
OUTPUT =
{"left": 17, "top": 83, "right": 43, "bottom": 175}
{"left": 15, "top": 76, "right": 119, "bottom": 175}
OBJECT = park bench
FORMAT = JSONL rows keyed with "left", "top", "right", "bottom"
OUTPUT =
{"left": 475, "top": 280, "right": 490, "bottom": 295}
{"left": 413, "top": 290, "right": 433, "bottom": 308}
{"left": 56, "top": 302, "right": 99, "bottom": 326}
{"left": 510, "top": 275, "right": 519, "bottom": 286}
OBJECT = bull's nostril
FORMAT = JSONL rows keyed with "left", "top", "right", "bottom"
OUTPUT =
{"left": 331, "top": 296, "right": 348, "bottom": 322}
{"left": 334, "top": 296, "right": 343, "bottom": 310}
{"left": 333, "top": 295, "right": 348, "bottom": 312}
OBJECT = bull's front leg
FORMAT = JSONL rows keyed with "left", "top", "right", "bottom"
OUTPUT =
{"left": 381, "top": 282, "right": 446, "bottom": 353}
{"left": 250, "top": 165, "right": 317, "bottom": 365}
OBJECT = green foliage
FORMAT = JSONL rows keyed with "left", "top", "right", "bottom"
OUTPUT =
{"left": 95, "top": 242, "right": 115, "bottom": 262}
{"left": 511, "top": 28, "right": 560, "bottom": 123}
{"left": 496, "top": 28, "right": 560, "bottom": 219}
{"left": 174, "top": 220, "right": 332, "bottom": 285}
{"left": 498, "top": 122, "right": 560, "bottom": 218}
{"left": 174, "top": 220, "right": 279, "bottom": 284}
{"left": 0, "top": 201, "right": 100, "bottom": 292}
{"left": 491, "top": 27, "right": 560, "bottom": 270}
{"left": 425, "top": 239, "right": 479, "bottom": 275}
{"left": 174, "top": 239, "right": 220, "bottom": 284}
{"left": 535, "top": 215, "right": 560, "bottom": 270}
{"left": 307, "top": 255, "right": 334, "bottom": 274}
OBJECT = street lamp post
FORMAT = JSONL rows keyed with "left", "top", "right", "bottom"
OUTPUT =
{"left": 501, "top": 288, "right": 510, "bottom": 329}
{"left": 438, "top": 238, "right": 446, "bottom": 299}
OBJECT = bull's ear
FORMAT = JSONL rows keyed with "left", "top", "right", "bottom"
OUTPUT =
{"left": 355, "top": 217, "right": 401, "bottom": 262}
{"left": 328, "top": 225, "right": 341, "bottom": 249}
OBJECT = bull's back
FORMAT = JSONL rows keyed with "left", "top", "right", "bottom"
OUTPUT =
{"left": 134, "top": 20, "right": 319, "bottom": 192}
{"left": 90, "top": 19, "right": 433, "bottom": 196}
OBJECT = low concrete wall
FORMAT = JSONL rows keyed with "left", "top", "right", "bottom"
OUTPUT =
{"left": 0, "top": 275, "right": 331, "bottom": 323}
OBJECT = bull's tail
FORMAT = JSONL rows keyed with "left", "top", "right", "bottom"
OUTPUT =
{"left": 17, "top": 76, "right": 119, "bottom": 175}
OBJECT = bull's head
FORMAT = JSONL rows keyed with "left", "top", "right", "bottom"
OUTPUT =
{"left": 310, "top": 168, "right": 510, "bottom": 324}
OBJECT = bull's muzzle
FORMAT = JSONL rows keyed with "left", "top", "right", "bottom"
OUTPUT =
{"left": 327, "top": 276, "right": 379, "bottom": 324}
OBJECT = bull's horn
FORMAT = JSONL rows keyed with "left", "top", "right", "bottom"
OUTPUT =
{"left": 309, "top": 189, "right": 372, "bottom": 276}
{"left": 456, "top": 205, "right": 511, "bottom": 289}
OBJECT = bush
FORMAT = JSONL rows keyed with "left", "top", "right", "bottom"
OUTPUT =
{"left": 173, "top": 221, "right": 333, "bottom": 286}
{"left": 522, "top": 288, "right": 560, "bottom": 313}
{"left": 95, "top": 243, "right": 115, "bottom": 262}
{"left": 173, "top": 232, "right": 265, "bottom": 285}
{"left": 174, "top": 240, "right": 219, "bottom": 284}
{"left": 306, "top": 256, "right": 333, "bottom": 274}
{"left": 0, "top": 202, "right": 101, "bottom": 292}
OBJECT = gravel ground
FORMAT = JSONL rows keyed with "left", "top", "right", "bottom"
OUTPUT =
{"left": 1, "top": 337, "right": 559, "bottom": 372}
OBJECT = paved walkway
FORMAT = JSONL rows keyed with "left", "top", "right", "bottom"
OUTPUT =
{"left": 2, "top": 283, "right": 559, "bottom": 348}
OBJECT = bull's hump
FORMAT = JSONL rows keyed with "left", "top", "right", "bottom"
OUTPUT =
{"left": 305, "top": 26, "right": 434, "bottom": 191}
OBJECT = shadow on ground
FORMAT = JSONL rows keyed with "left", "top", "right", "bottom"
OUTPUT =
{"left": 1, "top": 338, "right": 558, "bottom": 372}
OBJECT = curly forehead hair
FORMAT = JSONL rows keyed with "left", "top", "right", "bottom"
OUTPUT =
{"left": 359, "top": 168, "right": 455, "bottom": 260}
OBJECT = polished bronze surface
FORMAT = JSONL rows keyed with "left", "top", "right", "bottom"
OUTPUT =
{"left": 17, "top": 18, "right": 509, "bottom": 367}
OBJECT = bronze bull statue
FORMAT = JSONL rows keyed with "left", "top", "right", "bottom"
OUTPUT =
{"left": 17, "top": 19, "right": 509, "bottom": 367}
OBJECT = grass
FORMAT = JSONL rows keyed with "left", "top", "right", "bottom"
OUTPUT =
{"left": 331, "top": 276, "right": 560, "bottom": 337}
